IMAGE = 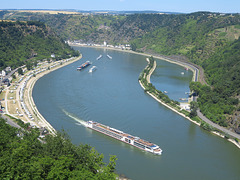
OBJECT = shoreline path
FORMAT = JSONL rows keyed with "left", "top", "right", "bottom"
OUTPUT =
{"left": 4, "top": 55, "right": 82, "bottom": 135}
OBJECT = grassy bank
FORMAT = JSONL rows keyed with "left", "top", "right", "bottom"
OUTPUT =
{"left": 138, "top": 56, "right": 240, "bottom": 149}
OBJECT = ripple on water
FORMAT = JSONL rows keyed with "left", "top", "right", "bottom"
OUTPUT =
{"left": 33, "top": 47, "right": 240, "bottom": 180}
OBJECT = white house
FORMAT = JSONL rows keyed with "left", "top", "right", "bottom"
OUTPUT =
{"left": 180, "top": 103, "right": 190, "bottom": 111}
{"left": 5, "top": 67, "right": 11, "bottom": 72}
{"left": 1, "top": 70, "right": 6, "bottom": 77}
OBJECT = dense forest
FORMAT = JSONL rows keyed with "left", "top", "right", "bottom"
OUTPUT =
{"left": 0, "top": 117, "right": 118, "bottom": 179}
{"left": 0, "top": 11, "right": 126, "bottom": 43}
{"left": 1, "top": 11, "right": 240, "bottom": 133}
{"left": 0, "top": 20, "right": 79, "bottom": 70}
{"left": 190, "top": 38, "right": 240, "bottom": 130}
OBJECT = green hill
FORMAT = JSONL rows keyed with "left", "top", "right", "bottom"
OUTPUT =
{"left": 0, "top": 20, "right": 79, "bottom": 70}
{"left": 1, "top": 10, "right": 240, "bottom": 133}
{"left": 0, "top": 117, "right": 117, "bottom": 179}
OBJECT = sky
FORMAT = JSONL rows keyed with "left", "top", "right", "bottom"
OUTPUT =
{"left": 1, "top": 0, "right": 240, "bottom": 13}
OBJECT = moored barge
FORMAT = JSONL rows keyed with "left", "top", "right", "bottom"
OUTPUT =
{"left": 85, "top": 121, "right": 162, "bottom": 155}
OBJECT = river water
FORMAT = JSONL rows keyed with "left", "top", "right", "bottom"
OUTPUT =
{"left": 33, "top": 47, "right": 240, "bottom": 180}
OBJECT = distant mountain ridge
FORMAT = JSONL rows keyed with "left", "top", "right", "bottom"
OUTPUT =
{"left": 0, "top": 9, "right": 181, "bottom": 15}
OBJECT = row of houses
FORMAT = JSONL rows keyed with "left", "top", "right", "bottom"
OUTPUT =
{"left": 68, "top": 40, "right": 131, "bottom": 50}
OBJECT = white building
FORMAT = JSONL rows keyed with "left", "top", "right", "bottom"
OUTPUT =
{"left": 5, "top": 67, "right": 11, "bottom": 72}
{"left": 180, "top": 103, "right": 190, "bottom": 111}
{"left": 1, "top": 70, "right": 6, "bottom": 77}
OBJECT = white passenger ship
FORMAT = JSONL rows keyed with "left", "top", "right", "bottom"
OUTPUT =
{"left": 85, "top": 121, "right": 162, "bottom": 155}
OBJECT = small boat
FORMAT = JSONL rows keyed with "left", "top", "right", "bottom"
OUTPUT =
{"left": 107, "top": 54, "right": 112, "bottom": 59}
{"left": 181, "top": 72, "right": 184, "bottom": 75}
{"left": 163, "top": 91, "right": 168, "bottom": 94}
{"left": 96, "top": 55, "right": 102, "bottom": 60}
{"left": 89, "top": 66, "right": 97, "bottom": 73}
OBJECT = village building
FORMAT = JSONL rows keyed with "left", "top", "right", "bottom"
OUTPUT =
{"left": 180, "top": 102, "right": 190, "bottom": 111}
{"left": 5, "top": 67, "right": 11, "bottom": 72}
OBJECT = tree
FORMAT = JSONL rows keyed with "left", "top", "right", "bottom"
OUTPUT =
{"left": 190, "top": 101, "right": 198, "bottom": 117}
{"left": 107, "top": 155, "right": 117, "bottom": 173}
{"left": 130, "top": 42, "right": 137, "bottom": 51}
{"left": 0, "top": 119, "right": 118, "bottom": 179}
{"left": 18, "top": 68, "right": 23, "bottom": 75}
{"left": 0, "top": 21, "right": 78, "bottom": 70}
{"left": 33, "top": 60, "right": 38, "bottom": 67}
{"left": 26, "top": 62, "right": 32, "bottom": 70}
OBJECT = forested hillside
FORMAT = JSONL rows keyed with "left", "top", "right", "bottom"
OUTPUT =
{"left": 0, "top": 10, "right": 126, "bottom": 43}
{"left": 0, "top": 20, "right": 79, "bottom": 70}
{"left": 0, "top": 117, "right": 117, "bottom": 179}
{"left": 190, "top": 38, "right": 240, "bottom": 131}
{"left": 1, "top": 10, "right": 240, "bottom": 133}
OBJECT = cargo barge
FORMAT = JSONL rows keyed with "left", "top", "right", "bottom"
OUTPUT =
{"left": 77, "top": 61, "right": 91, "bottom": 70}
{"left": 85, "top": 121, "right": 162, "bottom": 155}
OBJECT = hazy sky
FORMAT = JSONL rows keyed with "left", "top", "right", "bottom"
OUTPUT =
{"left": 1, "top": 0, "right": 239, "bottom": 13}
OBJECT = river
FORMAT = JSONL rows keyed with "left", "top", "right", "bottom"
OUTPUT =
{"left": 33, "top": 47, "right": 240, "bottom": 180}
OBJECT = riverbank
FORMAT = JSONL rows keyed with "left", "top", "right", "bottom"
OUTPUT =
{"left": 4, "top": 55, "right": 82, "bottom": 135}
{"left": 27, "top": 56, "right": 82, "bottom": 134}
{"left": 139, "top": 57, "right": 240, "bottom": 149}
{"left": 139, "top": 58, "right": 200, "bottom": 126}
{"left": 71, "top": 44, "right": 240, "bottom": 148}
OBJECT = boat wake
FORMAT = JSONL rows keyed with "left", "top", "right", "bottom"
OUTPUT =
{"left": 62, "top": 109, "right": 87, "bottom": 127}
